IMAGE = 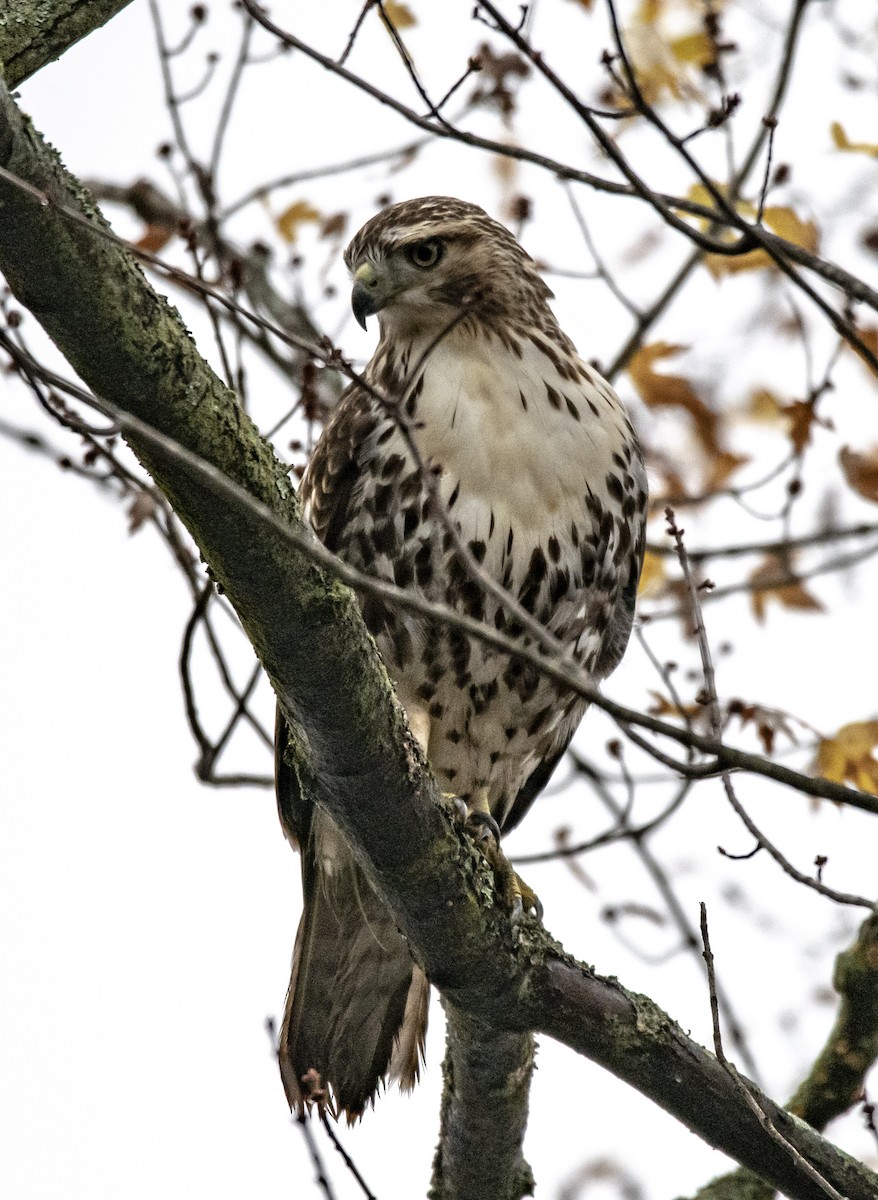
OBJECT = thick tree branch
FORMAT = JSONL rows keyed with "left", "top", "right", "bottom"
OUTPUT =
{"left": 431, "top": 1008, "right": 535, "bottom": 1200}
{"left": 3, "top": 78, "right": 878, "bottom": 1200}
{"left": 790, "top": 914, "right": 878, "bottom": 1131}
{"left": 0, "top": 0, "right": 133, "bottom": 87}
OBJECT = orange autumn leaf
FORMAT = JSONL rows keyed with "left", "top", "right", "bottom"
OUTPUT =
{"left": 135, "top": 224, "right": 174, "bottom": 254}
{"left": 830, "top": 121, "right": 878, "bottom": 158}
{"left": 839, "top": 445, "right": 878, "bottom": 504}
{"left": 647, "top": 690, "right": 701, "bottom": 720}
{"left": 277, "top": 199, "right": 321, "bottom": 243}
{"left": 749, "top": 555, "right": 824, "bottom": 622}
{"left": 816, "top": 721, "right": 878, "bottom": 794}
{"left": 628, "top": 342, "right": 720, "bottom": 453}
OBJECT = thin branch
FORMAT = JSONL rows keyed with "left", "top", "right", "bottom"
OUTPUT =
{"left": 700, "top": 904, "right": 846, "bottom": 1200}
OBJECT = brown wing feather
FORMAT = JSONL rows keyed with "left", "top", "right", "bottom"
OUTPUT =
{"left": 276, "top": 383, "right": 426, "bottom": 1118}
{"left": 299, "top": 383, "right": 376, "bottom": 552}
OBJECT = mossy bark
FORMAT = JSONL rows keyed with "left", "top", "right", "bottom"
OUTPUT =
{"left": 0, "top": 0, "right": 133, "bottom": 88}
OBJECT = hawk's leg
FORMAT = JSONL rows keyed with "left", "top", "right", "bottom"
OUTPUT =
{"left": 464, "top": 789, "right": 543, "bottom": 923}
{"left": 408, "top": 704, "right": 542, "bottom": 922}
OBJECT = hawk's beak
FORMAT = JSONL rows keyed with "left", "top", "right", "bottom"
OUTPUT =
{"left": 351, "top": 261, "right": 383, "bottom": 330}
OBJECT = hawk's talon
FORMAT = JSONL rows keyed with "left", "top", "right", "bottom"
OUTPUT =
{"left": 461, "top": 810, "right": 542, "bottom": 923}
{"left": 444, "top": 793, "right": 469, "bottom": 825}
{"left": 464, "top": 810, "right": 502, "bottom": 846}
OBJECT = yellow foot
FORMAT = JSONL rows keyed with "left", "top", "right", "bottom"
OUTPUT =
{"left": 463, "top": 810, "right": 543, "bottom": 923}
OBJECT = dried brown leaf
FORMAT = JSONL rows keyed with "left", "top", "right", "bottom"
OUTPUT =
{"left": 628, "top": 342, "right": 720, "bottom": 453}
{"left": 749, "top": 555, "right": 824, "bottom": 622}
{"left": 127, "top": 490, "right": 156, "bottom": 535}
{"left": 319, "top": 211, "right": 348, "bottom": 240}
{"left": 135, "top": 224, "right": 174, "bottom": 254}
{"left": 839, "top": 445, "right": 878, "bottom": 504}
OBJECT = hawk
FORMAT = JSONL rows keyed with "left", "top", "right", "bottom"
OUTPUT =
{"left": 275, "top": 195, "right": 646, "bottom": 1118}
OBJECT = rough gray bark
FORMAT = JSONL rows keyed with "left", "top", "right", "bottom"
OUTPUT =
{"left": 1, "top": 76, "right": 877, "bottom": 1200}
{"left": 0, "top": 0, "right": 133, "bottom": 87}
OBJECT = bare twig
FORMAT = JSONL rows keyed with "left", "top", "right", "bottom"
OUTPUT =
{"left": 700, "top": 904, "right": 847, "bottom": 1200}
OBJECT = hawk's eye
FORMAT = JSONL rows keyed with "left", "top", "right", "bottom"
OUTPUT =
{"left": 405, "top": 239, "right": 444, "bottom": 270}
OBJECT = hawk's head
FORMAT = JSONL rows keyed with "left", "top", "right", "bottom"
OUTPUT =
{"left": 344, "top": 196, "right": 554, "bottom": 335}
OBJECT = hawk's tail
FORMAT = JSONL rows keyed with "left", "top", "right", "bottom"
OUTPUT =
{"left": 278, "top": 804, "right": 428, "bottom": 1120}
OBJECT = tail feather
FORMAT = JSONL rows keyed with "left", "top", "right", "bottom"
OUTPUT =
{"left": 389, "top": 966, "right": 430, "bottom": 1092}
{"left": 279, "top": 806, "right": 428, "bottom": 1118}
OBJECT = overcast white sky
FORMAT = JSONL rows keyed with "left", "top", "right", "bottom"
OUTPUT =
{"left": 3, "top": 3, "right": 878, "bottom": 1198}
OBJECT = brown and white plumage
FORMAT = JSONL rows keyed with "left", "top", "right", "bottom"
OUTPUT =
{"left": 276, "top": 196, "right": 647, "bottom": 1118}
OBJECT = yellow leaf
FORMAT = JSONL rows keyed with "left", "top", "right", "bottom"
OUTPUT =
{"left": 762, "top": 206, "right": 819, "bottom": 254}
{"left": 635, "top": 0, "right": 664, "bottom": 24}
{"left": 704, "top": 248, "right": 771, "bottom": 278}
{"left": 687, "top": 186, "right": 820, "bottom": 277}
{"left": 670, "top": 31, "right": 713, "bottom": 67}
{"left": 749, "top": 556, "right": 824, "bottom": 622}
{"left": 276, "top": 200, "right": 321, "bottom": 243}
{"left": 839, "top": 445, "right": 878, "bottom": 504}
{"left": 383, "top": 1, "right": 416, "bottom": 29}
{"left": 638, "top": 549, "right": 667, "bottom": 598}
{"left": 816, "top": 721, "right": 878, "bottom": 794}
{"left": 745, "top": 387, "right": 784, "bottom": 423}
{"left": 830, "top": 121, "right": 878, "bottom": 158}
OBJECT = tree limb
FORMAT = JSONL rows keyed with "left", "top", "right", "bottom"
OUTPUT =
{"left": 0, "top": 0, "right": 133, "bottom": 88}
{"left": 790, "top": 914, "right": 878, "bottom": 1131}
{"left": 431, "top": 1007, "right": 535, "bottom": 1200}
{"left": 2, "top": 76, "right": 878, "bottom": 1200}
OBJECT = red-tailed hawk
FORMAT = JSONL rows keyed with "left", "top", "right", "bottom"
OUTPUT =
{"left": 275, "top": 196, "right": 646, "bottom": 1118}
